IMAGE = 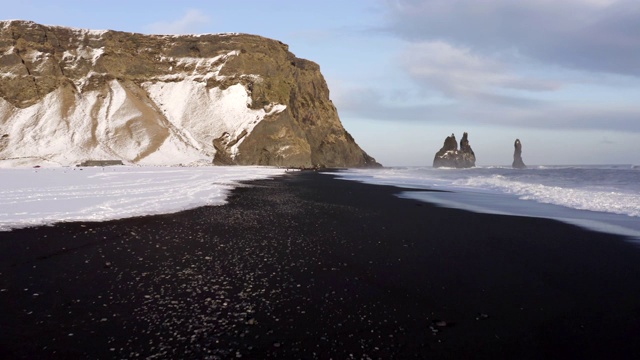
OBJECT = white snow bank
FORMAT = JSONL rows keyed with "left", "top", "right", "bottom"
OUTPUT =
{"left": 0, "top": 166, "right": 285, "bottom": 231}
{"left": 143, "top": 81, "right": 286, "bottom": 159}
{"left": 0, "top": 80, "right": 212, "bottom": 166}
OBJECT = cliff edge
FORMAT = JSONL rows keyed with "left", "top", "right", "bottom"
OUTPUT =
{"left": 0, "top": 20, "right": 379, "bottom": 167}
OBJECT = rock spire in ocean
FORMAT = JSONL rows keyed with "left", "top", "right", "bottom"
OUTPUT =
{"left": 433, "top": 132, "right": 476, "bottom": 168}
{"left": 512, "top": 139, "right": 526, "bottom": 169}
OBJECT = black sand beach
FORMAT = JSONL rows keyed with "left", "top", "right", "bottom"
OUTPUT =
{"left": 2, "top": 171, "right": 640, "bottom": 359}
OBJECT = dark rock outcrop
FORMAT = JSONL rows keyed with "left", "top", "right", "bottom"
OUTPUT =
{"left": 0, "top": 20, "right": 380, "bottom": 168}
{"left": 512, "top": 139, "right": 526, "bottom": 169}
{"left": 77, "top": 160, "right": 124, "bottom": 167}
{"left": 433, "top": 132, "right": 476, "bottom": 168}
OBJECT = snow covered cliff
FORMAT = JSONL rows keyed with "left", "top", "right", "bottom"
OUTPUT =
{"left": 0, "top": 20, "right": 379, "bottom": 167}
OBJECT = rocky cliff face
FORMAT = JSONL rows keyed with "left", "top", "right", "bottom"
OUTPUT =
{"left": 0, "top": 20, "right": 379, "bottom": 167}
{"left": 433, "top": 132, "right": 476, "bottom": 168}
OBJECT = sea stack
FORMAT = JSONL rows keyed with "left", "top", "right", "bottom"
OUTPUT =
{"left": 433, "top": 132, "right": 476, "bottom": 168}
{"left": 512, "top": 139, "right": 526, "bottom": 169}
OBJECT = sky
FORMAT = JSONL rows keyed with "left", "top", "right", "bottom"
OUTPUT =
{"left": 4, "top": 0, "right": 640, "bottom": 166}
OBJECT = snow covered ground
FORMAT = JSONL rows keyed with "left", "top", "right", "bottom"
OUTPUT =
{"left": 0, "top": 166, "right": 286, "bottom": 231}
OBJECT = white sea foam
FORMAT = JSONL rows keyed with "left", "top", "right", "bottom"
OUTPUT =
{"left": 330, "top": 165, "right": 640, "bottom": 239}
{"left": 451, "top": 174, "right": 640, "bottom": 217}
{"left": 0, "top": 166, "right": 285, "bottom": 231}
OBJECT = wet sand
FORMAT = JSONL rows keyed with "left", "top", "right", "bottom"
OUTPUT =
{"left": 1, "top": 171, "right": 640, "bottom": 359}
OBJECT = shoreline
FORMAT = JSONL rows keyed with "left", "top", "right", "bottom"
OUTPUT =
{"left": 396, "top": 188, "right": 640, "bottom": 242}
{"left": 329, "top": 166, "right": 640, "bottom": 242}
{"left": 2, "top": 171, "right": 640, "bottom": 358}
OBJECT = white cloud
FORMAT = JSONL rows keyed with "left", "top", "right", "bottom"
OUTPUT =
{"left": 400, "top": 41, "right": 560, "bottom": 99}
{"left": 346, "top": 0, "right": 640, "bottom": 137}
{"left": 579, "top": 0, "right": 620, "bottom": 7}
{"left": 383, "top": 0, "right": 640, "bottom": 76}
{"left": 145, "top": 9, "right": 210, "bottom": 35}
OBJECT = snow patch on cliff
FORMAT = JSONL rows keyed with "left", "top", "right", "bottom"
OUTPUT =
{"left": 143, "top": 81, "right": 286, "bottom": 159}
{"left": 0, "top": 75, "right": 286, "bottom": 167}
{"left": 23, "top": 49, "right": 45, "bottom": 62}
{"left": 62, "top": 46, "right": 105, "bottom": 69}
{"left": 155, "top": 50, "right": 240, "bottom": 82}
{"left": 0, "top": 80, "right": 209, "bottom": 167}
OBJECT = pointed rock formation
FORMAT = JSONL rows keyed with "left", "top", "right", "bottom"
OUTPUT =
{"left": 458, "top": 132, "right": 476, "bottom": 168}
{"left": 433, "top": 132, "right": 476, "bottom": 168}
{"left": 512, "top": 139, "right": 526, "bottom": 169}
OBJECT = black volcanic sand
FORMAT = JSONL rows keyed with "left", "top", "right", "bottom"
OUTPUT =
{"left": 2, "top": 171, "right": 640, "bottom": 359}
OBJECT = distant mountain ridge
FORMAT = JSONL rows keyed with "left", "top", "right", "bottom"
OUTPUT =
{"left": 0, "top": 20, "right": 379, "bottom": 167}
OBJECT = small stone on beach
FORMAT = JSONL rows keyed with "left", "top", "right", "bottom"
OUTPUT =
{"left": 433, "top": 320, "right": 448, "bottom": 327}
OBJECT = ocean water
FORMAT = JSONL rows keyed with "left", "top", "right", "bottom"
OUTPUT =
{"left": 330, "top": 165, "right": 640, "bottom": 240}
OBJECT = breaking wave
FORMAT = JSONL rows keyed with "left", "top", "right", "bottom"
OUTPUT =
{"left": 332, "top": 165, "right": 640, "bottom": 218}
{"left": 452, "top": 174, "right": 640, "bottom": 217}
{"left": 330, "top": 165, "right": 640, "bottom": 239}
